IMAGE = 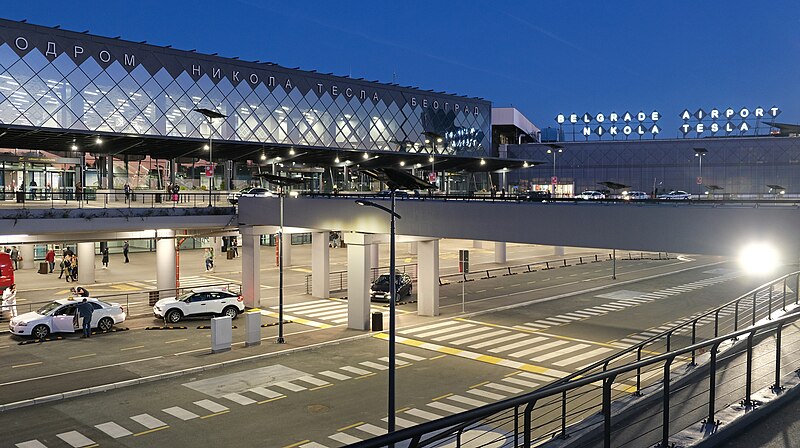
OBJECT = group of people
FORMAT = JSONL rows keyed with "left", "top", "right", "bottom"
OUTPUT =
{"left": 58, "top": 247, "right": 78, "bottom": 282}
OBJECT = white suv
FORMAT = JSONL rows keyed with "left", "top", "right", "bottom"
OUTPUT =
{"left": 153, "top": 288, "right": 244, "bottom": 323}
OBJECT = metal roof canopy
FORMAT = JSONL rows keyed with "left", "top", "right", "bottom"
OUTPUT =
{"left": 0, "top": 124, "right": 540, "bottom": 173}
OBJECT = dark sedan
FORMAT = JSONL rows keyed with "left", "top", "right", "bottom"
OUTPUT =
{"left": 370, "top": 272, "right": 413, "bottom": 302}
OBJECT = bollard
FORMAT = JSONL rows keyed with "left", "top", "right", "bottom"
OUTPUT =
{"left": 245, "top": 311, "right": 261, "bottom": 347}
{"left": 211, "top": 315, "right": 232, "bottom": 353}
{"left": 372, "top": 311, "right": 384, "bottom": 331}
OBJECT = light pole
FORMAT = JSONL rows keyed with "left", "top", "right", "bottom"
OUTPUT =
{"left": 547, "top": 146, "right": 563, "bottom": 196}
{"left": 423, "top": 132, "right": 443, "bottom": 190}
{"left": 694, "top": 147, "right": 707, "bottom": 197}
{"left": 355, "top": 195, "right": 401, "bottom": 437}
{"left": 193, "top": 108, "right": 227, "bottom": 207}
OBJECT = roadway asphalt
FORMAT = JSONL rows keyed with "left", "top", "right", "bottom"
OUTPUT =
{"left": 0, "top": 250, "right": 782, "bottom": 447}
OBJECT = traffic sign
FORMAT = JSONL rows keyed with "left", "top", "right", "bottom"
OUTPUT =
{"left": 696, "top": 176, "right": 702, "bottom": 185}
{"left": 459, "top": 250, "right": 469, "bottom": 274}
{"left": 205, "top": 166, "right": 214, "bottom": 177}
{"left": 551, "top": 176, "right": 558, "bottom": 185}
{"left": 428, "top": 172, "right": 437, "bottom": 183}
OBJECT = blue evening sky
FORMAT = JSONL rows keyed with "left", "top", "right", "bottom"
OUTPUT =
{"left": 4, "top": 1, "right": 799, "bottom": 135}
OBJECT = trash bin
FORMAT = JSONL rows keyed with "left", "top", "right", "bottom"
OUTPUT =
{"left": 227, "top": 248, "right": 235, "bottom": 260}
{"left": 155, "top": 193, "right": 162, "bottom": 203}
{"left": 371, "top": 311, "right": 383, "bottom": 331}
{"left": 148, "top": 290, "right": 160, "bottom": 306}
{"left": 38, "top": 262, "right": 48, "bottom": 274}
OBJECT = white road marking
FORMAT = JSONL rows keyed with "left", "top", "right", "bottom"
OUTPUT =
{"left": 360, "top": 361, "right": 388, "bottom": 371}
{"left": 329, "top": 432, "right": 362, "bottom": 444}
{"left": 340, "top": 366, "right": 371, "bottom": 375}
{"left": 502, "top": 377, "right": 539, "bottom": 388}
{"left": 452, "top": 329, "right": 510, "bottom": 345}
{"left": 382, "top": 416, "right": 418, "bottom": 428}
{"left": 223, "top": 392, "right": 257, "bottom": 405}
{"left": 297, "top": 376, "right": 330, "bottom": 387}
{"left": 396, "top": 352, "right": 426, "bottom": 361}
{"left": 468, "top": 333, "right": 527, "bottom": 349}
{"left": 402, "top": 320, "right": 459, "bottom": 334}
{"left": 530, "top": 343, "right": 587, "bottom": 362}
{"left": 447, "top": 394, "right": 489, "bottom": 407}
{"left": 405, "top": 408, "right": 445, "bottom": 421}
{"left": 56, "top": 430, "right": 95, "bottom": 447}
{"left": 415, "top": 323, "right": 475, "bottom": 338}
{"left": 318, "top": 370, "right": 351, "bottom": 381}
{"left": 485, "top": 382, "right": 523, "bottom": 394}
{"left": 16, "top": 442, "right": 48, "bottom": 448}
{"left": 428, "top": 401, "right": 468, "bottom": 413}
{"left": 467, "top": 389, "right": 506, "bottom": 400}
{"left": 131, "top": 413, "right": 167, "bottom": 429}
{"left": 194, "top": 399, "right": 228, "bottom": 413}
{"left": 273, "top": 381, "right": 307, "bottom": 392}
{"left": 356, "top": 423, "right": 387, "bottom": 436}
{"left": 249, "top": 386, "right": 284, "bottom": 398}
{"left": 162, "top": 406, "right": 200, "bottom": 420}
{"left": 489, "top": 336, "right": 548, "bottom": 354}
{"left": 95, "top": 422, "right": 132, "bottom": 438}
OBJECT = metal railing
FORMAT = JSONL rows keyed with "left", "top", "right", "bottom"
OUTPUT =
{"left": 0, "top": 190, "right": 236, "bottom": 210}
{"left": 305, "top": 263, "right": 418, "bottom": 295}
{"left": 346, "top": 271, "right": 800, "bottom": 448}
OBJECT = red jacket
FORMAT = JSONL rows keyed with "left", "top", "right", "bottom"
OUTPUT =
{"left": 45, "top": 250, "right": 55, "bottom": 262}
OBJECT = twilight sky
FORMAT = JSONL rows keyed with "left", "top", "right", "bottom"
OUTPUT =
{"left": 4, "top": 0, "right": 799, "bottom": 136}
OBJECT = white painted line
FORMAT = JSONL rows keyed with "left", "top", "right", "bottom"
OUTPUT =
{"left": 318, "top": 370, "right": 351, "bottom": 381}
{"left": 401, "top": 320, "right": 460, "bottom": 334}
{"left": 546, "top": 316, "right": 573, "bottom": 323}
{"left": 514, "top": 340, "right": 570, "bottom": 359}
{"left": 382, "top": 416, "right": 418, "bottom": 428}
{"left": 329, "top": 432, "right": 362, "bottom": 444}
{"left": 356, "top": 423, "right": 387, "bottom": 436}
{"left": 131, "top": 413, "right": 167, "bottom": 429}
{"left": 223, "top": 392, "right": 257, "bottom": 405}
{"left": 554, "top": 347, "right": 614, "bottom": 367}
{"left": 485, "top": 382, "right": 523, "bottom": 394}
{"left": 405, "top": 408, "right": 445, "bottom": 421}
{"left": 277, "top": 299, "right": 332, "bottom": 310}
{"left": 162, "top": 406, "right": 199, "bottom": 420}
{"left": 377, "top": 356, "right": 409, "bottom": 365}
{"left": 360, "top": 361, "right": 388, "bottom": 371}
{"left": 297, "top": 376, "right": 330, "bottom": 387}
{"left": 56, "top": 430, "right": 95, "bottom": 447}
{"left": 16, "top": 441, "right": 48, "bottom": 448}
{"left": 518, "top": 322, "right": 548, "bottom": 329}
{"left": 432, "top": 326, "right": 496, "bottom": 341}
{"left": 452, "top": 329, "right": 509, "bottom": 345}
{"left": 300, "top": 442, "right": 329, "bottom": 448}
{"left": 249, "top": 386, "right": 284, "bottom": 398}
{"left": 428, "top": 401, "right": 468, "bottom": 413}
{"left": 95, "top": 422, "right": 133, "bottom": 438}
{"left": 341, "top": 366, "right": 372, "bottom": 375}
{"left": 530, "top": 343, "right": 587, "bottom": 362}
{"left": 396, "top": 352, "right": 426, "bottom": 361}
{"left": 502, "top": 377, "right": 539, "bottom": 388}
{"left": 415, "top": 323, "right": 475, "bottom": 338}
{"left": 447, "top": 394, "right": 488, "bottom": 407}
{"left": 468, "top": 333, "right": 527, "bottom": 349}
{"left": 273, "top": 381, "right": 307, "bottom": 392}
{"left": 194, "top": 399, "right": 229, "bottom": 413}
{"left": 467, "top": 388, "right": 506, "bottom": 400}
{"left": 490, "top": 336, "right": 548, "bottom": 354}
{"left": 517, "top": 372, "right": 557, "bottom": 383}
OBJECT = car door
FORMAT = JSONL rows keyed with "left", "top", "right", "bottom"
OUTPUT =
{"left": 52, "top": 304, "right": 78, "bottom": 333}
{"left": 182, "top": 293, "right": 209, "bottom": 317}
{"left": 205, "top": 292, "right": 228, "bottom": 314}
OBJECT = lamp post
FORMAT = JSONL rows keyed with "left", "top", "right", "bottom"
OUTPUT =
{"left": 193, "top": 108, "right": 227, "bottom": 207}
{"left": 423, "top": 132, "right": 443, "bottom": 190}
{"left": 693, "top": 147, "right": 707, "bottom": 197}
{"left": 355, "top": 194, "right": 402, "bottom": 437}
{"left": 547, "top": 146, "right": 563, "bottom": 196}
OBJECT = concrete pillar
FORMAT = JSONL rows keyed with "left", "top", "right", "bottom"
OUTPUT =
{"left": 211, "top": 237, "right": 222, "bottom": 259}
{"left": 473, "top": 240, "right": 484, "bottom": 249}
{"left": 417, "top": 239, "right": 440, "bottom": 317}
{"left": 281, "top": 232, "right": 292, "bottom": 267}
{"left": 241, "top": 226, "right": 261, "bottom": 308}
{"left": 370, "top": 243, "right": 379, "bottom": 270}
{"left": 77, "top": 242, "right": 95, "bottom": 284}
{"left": 107, "top": 155, "right": 115, "bottom": 189}
{"left": 346, "top": 234, "right": 371, "bottom": 330}
{"left": 20, "top": 244, "right": 34, "bottom": 270}
{"left": 156, "top": 229, "right": 176, "bottom": 297}
{"left": 495, "top": 242, "right": 507, "bottom": 264}
{"left": 554, "top": 246, "right": 565, "bottom": 256}
{"left": 408, "top": 242, "right": 417, "bottom": 255}
{"left": 312, "top": 231, "right": 330, "bottom": 298}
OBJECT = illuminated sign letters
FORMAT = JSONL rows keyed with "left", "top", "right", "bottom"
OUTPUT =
{"left": 556, "top": 110, "right": 660, "bottom": 141}
{"left": 679, "top": 106, "right": 781, "bottom": 136}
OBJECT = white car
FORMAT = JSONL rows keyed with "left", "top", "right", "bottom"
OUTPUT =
{"left": 9, "top": 298, "right": 126, "bottom": 339}
{"left": 153, "top": 288, "right": 245, "bottom": 323}
{"left": 227, "top": 187, "right": 276, "bottom": 205}
{"left": 622, "top": 190, "right": 649, "bottom": 200}
{"left": 579, "top": 190, "right": 606, "bottom": 200}
{"left": 657, "top": 190, "right": 692, "bottom": 200}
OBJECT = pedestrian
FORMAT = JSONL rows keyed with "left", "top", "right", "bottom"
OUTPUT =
{"left": 101, "top": 246, "right": 109, "bottom": 269}
{"left": 171, "top": 183, "right": 180, "bottom": 202}
{"left": 2, "top": 283, "right": 17, "bottom": 318}
{"left": 204, "top": 248, "right": 214, "bottom": 272}
{"left": 58, "top": 254, "right": 68, "bottom": 279}
{"left": 70, "top": 256, "right": 78, "bottom": 282}
{"left": 124, "top": 183, "right": 131, "bottom": 203}
{"left": 77, "top": 298, "right": 93, "bottom": 338}
{"left": 75, "top": 182, "right": 83, "bottom": 202}
{"left": 10, "top": 246, "right": 19, "bottom": 270}
{"left": 123, "top": 240, "right": 129, "bottom": 263}
{"left": 71, "top": 286, "right": 90, "bottom": 297}
{"left": 232, "top": 237, "right": 239, "bottom": 257}
{"left": 45, "top": 247, "right": 56, "bottom": 273}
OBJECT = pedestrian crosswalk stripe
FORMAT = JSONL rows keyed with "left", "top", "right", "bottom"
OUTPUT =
{"left": 405, "top": 408, "right": 445, "bottom": 421}
{"left": 531, "top": 343, "right": 588, "bottom": 363}
{"left": 378, "top": 356, "right": 409, "bottom": 365}
{"left": 223, "top": 392, "right": 256, "bottom": 405}
{"left": 453, "top": 329, "right": 510, "bottom": 345}
{"left": 448, "top": 394, "right": 488, "bottom": 407}
{"left": 318, "top": 370, "right": 351, "bottom": 381}
{"left": 194, "top": 399, "right": 228, "bottom": 413}
{"left": 274, "top": 381, "right": 307, "bottom": 392}
{"left": 259, "top": 310, "right": 332, "bottom": 329}
{"left": 300, "top": 442, "right": 329, "bottom": 448}
{"left": 162, "top": 406, "right": 199, "bottom": 420}
{"left": 468, "top": 333, "right": 527, "bottom": 349}
{"left": 329, "top": 432, "right": 362, "bottom": 444}
{"left": 518, "top": 372, "right": 556, "bottom": 383}
{"left": 428, "top": 401, "right": 468, "bottom": 414}
{"left": 396, "top": 353, "right": 426, "bottom": 361}
{"left": 382, "top": 416, "right": 418, "bottom": 428}
{"left": 131, "top": 413, "right": 167, "bottom": 429}
{"left": 484, "top": 382, "right": 522, "bottom": 394}
{"left": 467, "top": 389, "right": 506, "bottom": 400}
{"left": 249, "top": 386, "right": 283, "bottom": 399}
{"left": 305, "top": 308, "right": 347, "bottom": 318}
{"left": 356, "top": 423, "right": 386, "bottom": 436}
{"left": 95, "top": 421, "right": 133, "bottom": 438}
{"left": 282, "top": 300, "right": 336, "bottom": 310}
{"left": 56, "top": 431, "right": 95, "bottom": 447}
{"left": 297, "top": 376, "right": 330, "bottom": 387}
{"left": 416, "top": 323, "right": 475, "bottom": 338}
{"left": 402, "top": 320, "right": 460, "bottom": 334}
{"left": 489, "top": 337, "right": 549, "bottom": 354}
{"left": 507, "top": 338, "right": 552, "bottom": 358}
{"left": 15, "top": 441, "right": 48, "bottom": 448}
{"left": 432, "top": 326, "right": 495, "bottom": 341}
{"left": 553, "top": 347, "right": 613, "bottom": 367}
{"left": 360, "top": 361, "right": 388, "bottom": 371}
{"left": 341, "top": 366, "right": 371, "bottom": 375}
{"left": 519, "top": 340, "right": 569, "bottom": 360}
{"left": 502, "top": 377, "right": 539, "bottom": 388}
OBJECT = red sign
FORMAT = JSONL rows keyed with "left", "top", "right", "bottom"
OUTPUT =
{"left": 205, "top": 166, "right": 214, "bottom": 177}
{"left": 696, "top": 176, "right": 703, "bottom": 185}
{"left": 428, "top": 172, "right": 437, "bottom": 183}
{"left": 551, "top": 176, "right": 558, "bottom": 185}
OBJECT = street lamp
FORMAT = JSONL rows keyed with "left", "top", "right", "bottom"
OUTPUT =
{"left": 193, "top": 107, "right": 227, "bottom": 207}
{"left": 546, "top": 145, "right": 564, "bottom": 196}
{"left": 693, "top": 147, "right": 707, "bottom": 196}
{"left": 423, "top": 132, "right": 443, "bottom": 190}
{"left": 355, "top": 195, "right": 402, "bottom": 437}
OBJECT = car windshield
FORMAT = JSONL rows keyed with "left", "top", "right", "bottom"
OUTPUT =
{"left": 36, "top": 301, "right": 63, "bottom": 314}
{"left": 176, "top": 292, "right": 195, "bottom": 302}
{"left": 374, "top": 275, "right": 391, "bottom": 286}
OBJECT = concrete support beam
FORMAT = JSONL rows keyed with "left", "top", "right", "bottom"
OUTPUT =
{"left": 408, "top": 242, "right": 417, "bottom": 255}
{"left": 417, "top": 239, "right": 440, "bottom": 317}
{"left": 311, "top": 231, "right": 330, "bottom": 299}
{"left": 20, "top": 244, "right": 34, "bottom": 270}
{"left": 346, "top": 234, "right": 372, "bottom": 331}
{"left": 473, "top": 240, "right": 484, "bottom": 249}
{"left": 494, "top": 241, "right": 507, "bottom": 264}
{"left": 241, "top": 226, "right": 261, "bottom": 308}
{"left": 156, "top": 229, "right": 176, "bottom": 297}
{"left": 77, "top": 242, "right": 95, "bottom": 284}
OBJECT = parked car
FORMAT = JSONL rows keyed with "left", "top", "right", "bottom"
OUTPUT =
{"left": 370, "top": 272, "right": 413, "bottom": 302}
{"left": 578, "top": 190, "right": 606, "bottom": 200}
{"left": 657, "top": 190, "right": 692, "bottom": 200}
{"left": 153, "top": 288, "right": 245, "bottom": 323}
{"left": 622, "top": 190, "right": 650, "bottom": 200}
{"left": 227, "top": 187, "right": 276, "bottom": 205}
{"left": 9, "top": 298, "right": 126, "bottom": 339}
{"left": 518, "top": 190, "right": 551, "bottom": 201}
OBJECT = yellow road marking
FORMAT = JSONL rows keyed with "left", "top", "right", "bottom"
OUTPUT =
{"left": 311, "top": 384, "right": 333, "bottom": 391}
{"left": 504, "top": 371, "right": 520, "bottom": 377}
{"left": 201, "top": 410, "right": 230, "bottom": 419}
{"left": 68, "top": 353, "right": 96, "bottom": 360}
{"left": 338, "top": 421, "right": 365, "bottom": 432}
{"left": 356, "top": 373, "right": 376, "bottom": 379}
{"left": 291, "top": 267, "right": 312, "bottom": 273}
{"left": 121, "top": 345, "right": 145, "bottom": 351}
{"left": 109, "top": 283, "right": 142, "bottom": 291}
{"left": 397, "top": 364, "right": 412, "bottom": 369}
{"left": 283, "top": 441, "right": 311, "bottom": 448}
{"left": 471, "top": 380, "right": 490, "bottom": 388}
{"left": 12, "top": 362, "right": 42, "bottom": 368}
{"left": 165, "top": 338, "right": 188, "bottom": 344}
{"left": 258, "top": 396, "right": 286, "bottom": 405}
{"left": 430, "top": 354, "right": 446, "bottom": 360}
{"left": 133, "top": 426, "right": 169, "bottom": 436}
{"left": 396, "top": 407, "right": 411, "bottom": 413}
{"left": 432, "top": 393, "right": 453, "bottom": 401}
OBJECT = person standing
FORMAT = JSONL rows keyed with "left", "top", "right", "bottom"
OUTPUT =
{"left": 58, "top": 254, "right": 68, "bottom": 279}
{"left": 124, "top": 183, "right": 131, "bottom": 203}
{"left": 10, "top": 246, "right": 19, "bottom": 270}
{"left": 70, "top": 256, "right": 78, "bottom": 282}
{"left": 204, "top": 248, "right": 214, "bottom": 272}
{"left": 123, "top": 241, "right": 129, "bottom": 263}
{"left": 2, "top": 284, "right": 17, "bottom": 318}
{"left": 45, "top": 247, "right": 56, "bottom": 273}
{"left": 77, "top": 298, "right": 93, "bottom": 338}
{"left": 101, "top": 246, "right": 109, "bottom": 269}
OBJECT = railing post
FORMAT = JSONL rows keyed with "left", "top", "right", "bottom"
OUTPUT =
{"left": 714, "top": 309, "right": 720, "bottom": 337}
{"left": 707, "top": 341, "right": 722, "bottom": 426}
{"left": 603, "top": 374, "right": 617, "bottom": 448}
{"left": 666, "top": 330, "right": 672, "bottom": 352}
{"left": 752, "top": 292, "right": 757, "bottom": 326}
{"left": 691, "top": 320, "right": 697, "bottom": 365}
{"left": 744, "top": 332, "right": 755, "bottom": 406}
{"left": 661, "top": 357, "right": 674, "bottom": 448}
{"left": 734, "top": 300, "right": 740, "bottom": 332}
{"left": 782, "top": 279, "right": 787, "bottom": 311}
{"left": 768, "top": 286, "right": 773, "bottom": 319}
{"left": 773, "top": 323, "right": 784, "bottom": 391}
{"left": 523, "top": 401, "right": 537, "bottom": 448}
{"left": 514, "top": 405, "right": 519, "bottom": 448}
{"left": 560, "top": 390, "right": 568, "bottom": 439}
{"left": 635, "top": 346, "right": 643, "bottom": 395}
{"left": 796, "top": 273, "right": 799, "bottom": 304}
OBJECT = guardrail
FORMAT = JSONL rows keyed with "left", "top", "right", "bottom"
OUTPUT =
{"left": 0, "top": 282, "right": 242, "bottom": 327}
{"left": 347, "top": 271, "right": 800, "bottom": 447}
{"left": 0, "top": 190, "right": 236, "bottom": 209}
{"left": 305, "top": 263, "right": 418, "bottom": 295}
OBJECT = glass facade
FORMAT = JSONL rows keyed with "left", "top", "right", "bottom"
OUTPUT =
{"left": 0, "top": 19, "right": 490, "bottom": 157}
{"left": 506, "top": 137, "right": 800, "bottom": 197}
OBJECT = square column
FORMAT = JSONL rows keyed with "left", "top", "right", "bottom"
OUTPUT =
{"left": 20, "top": 244, "right": 35, "bottom": 270}
{"left": 77, "top": 242, "right": 95, "bottom": 284}
{"left": 281, "top": 232, "right": 292, "bottom": 267}
{"left": 155, "top": 230, "right": 176, "bottom": 297}
{"left": 346, "top": 234, "right": 372, "bottom": 330}
{"left": 408, "top": 242, "right": 417, "bottom": 255}
{"left": 370, "top": 243, "right": 379, "bottom": 270}
{"left": 494, "top": 242, "right": 507, "bottom": 264}
{"left": 241, "top": 226, "right": 261, "bottom": 308}
{"left": 417, "top": 239, "right": 440, "bottom": 317}
{"left": 311, "top": 231, "right": 330, "bottom": 298}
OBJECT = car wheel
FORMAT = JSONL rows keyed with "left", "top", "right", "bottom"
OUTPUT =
{"left": 98, "top": 317, "right": 114, "bottom": 332}
{"left": 165, "top": 309, "right": 183, "bottom": 323}
{"left": 32, "top": 324, "right": 50, "bottom": 339}
{"left": 222, "top": 306, "right": 239, "bottom": 319}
